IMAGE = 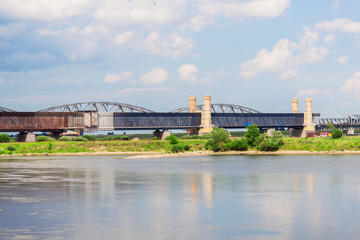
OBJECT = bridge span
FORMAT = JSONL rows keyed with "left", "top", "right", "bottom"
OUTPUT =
{"left": 0, "top": 96, "right": 326, "bottom": 140}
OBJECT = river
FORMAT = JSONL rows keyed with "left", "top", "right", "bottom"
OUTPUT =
{"left": 1, "top": 155, "right": 360, "bottom": 239}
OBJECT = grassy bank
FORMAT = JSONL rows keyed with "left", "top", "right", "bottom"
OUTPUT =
{"left": 1, "top": 136, "right": 360, "bottom": 157}
{"left": 0, "top": 139, "right": 207, "bottom": 156}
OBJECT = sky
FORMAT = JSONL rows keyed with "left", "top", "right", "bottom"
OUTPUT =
{"left": 0, "top": 0, "right": 360, "bottom": 117}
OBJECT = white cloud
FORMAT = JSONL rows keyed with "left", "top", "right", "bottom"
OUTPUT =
{"left": 324, "top": 34, "right": 335, "bottom": 45}
{"left": 337, "top": 56, "right": 349, "bottom": 65}
{"left": 178, "top": 64, "right": 198, "bottom": 82}
{"left": 103, "top": 71, "right": 134, "bottom": 83}
{"left": 116, "top": 31, "right": 134, "bottom": 46}
{"left": 341, "top": 71, "right": 360, "bottom": 100}
{"left": 240, "top": 37, "right": 329, "bottom": 80}
{"left": 0, "top": 0, "right": 92, "bottom": 21}
{"left": 314, "top": 18, "right": 360, "bottom": 33}
{"left": 144, "top": 31, "right": 194, "bottom": 59}
{"left": 331, "top": 0, "right": 341, "bottom": 11}
{"left": 0, "top": 77, "right": 3, "bottom": 84}
{"left": 140, "top": 68, "right": 168, "bottom": 85}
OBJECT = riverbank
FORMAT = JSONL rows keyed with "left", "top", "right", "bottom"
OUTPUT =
{"left": 1, "top": 137, "right": 360, "bottom": 158}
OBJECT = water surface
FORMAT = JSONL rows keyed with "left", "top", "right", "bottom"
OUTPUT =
{"left": 1, "top": 155, "right": 360, "bottom": 239}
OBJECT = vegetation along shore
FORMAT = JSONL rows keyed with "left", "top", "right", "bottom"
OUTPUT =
{"left": 0, "top": 125, "right": 360, "bottom": 157}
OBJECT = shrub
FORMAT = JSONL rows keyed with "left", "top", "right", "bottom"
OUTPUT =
{"left": 230, "top": 139, "right": 248, "bottom": 151}
{"left": 331, "top": 129, "right": 343, "bottom": 139}
{"left": 0, "top": 150, "right": 4, "bottom": 155}
{"left": 36, "top": 136, "right": 55, "bottom": 142}
{"left": 102, "top": 136, "right": 113, "bottom": 140}
{"left": 171, "top": 144, "right": 183, "bottom": 153}
{"left": 183, "top": 144, "right": 190, "bottom": 151}
{"left": 112, "top": 136, "right": 123, "bottom": 140}
{"left": 166, "top": 134, "right": 179, "bottom": 145}
{"left": 201, "top": 134, "right": 212, "bottom": 139}
{"left": 71, "top": 137, "right": 88, "bottom": 142}
{"left": 256, "top": 137, "right": 283, "bottom": 151}
{"left": 59, "top": 136, "right": 71, "bottom": 141}
{"left": 47, "top": 143, "right": 52, "bottom": 150}
{"left": 205, "top": 127, "right": 231, "bottom": 152}
{"left": 83, "top": 135, "right": 96, "bottom": 141}
{"left": 7, "top": 146, "right": 16, "bottom": 151}
{"left": 0, "top": 134, "right": 10, "bottom": 143}
{"left": 245, "top": 125, "right": 260, "bottom": 147}
{"left": 153, "top": 136, "right": 158, "bottom": 140}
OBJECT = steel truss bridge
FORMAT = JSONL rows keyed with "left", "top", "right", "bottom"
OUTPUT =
{"left": 2, "top": 101, "right": 355, "bottom": 133}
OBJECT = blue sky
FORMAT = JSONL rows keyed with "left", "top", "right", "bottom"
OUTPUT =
{"left": 0, "top": 0, "right": 360, "bottom": 117}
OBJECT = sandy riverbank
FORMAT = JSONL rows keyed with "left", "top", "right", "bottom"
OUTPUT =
{"left": 2, "top": 150, "right": 360, "bottom": 159}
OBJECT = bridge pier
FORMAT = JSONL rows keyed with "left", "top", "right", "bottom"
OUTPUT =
{"left": 187, "top": 96, "right": 200, "bottom": 135}
{"left": 301, "top": 98, "right": 316, "bottom": 137}
{"left": 17, "top": 132, "right": 36, "bottom": 142}
{"left": 153, "top": 130, "right": 172, "bottom": 140}
{"left": 199, "top": 95, "right": 214, "bottom": 135}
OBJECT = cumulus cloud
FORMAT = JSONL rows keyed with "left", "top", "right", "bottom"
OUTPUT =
{"left": 314, "top": 18, "right": 360, "bottom": 33}
{"left": 337, "top": 56, "right": 349, "bottom": 65}
{"left": 103, "top": 71, "right": 134, "bottom": 83}
{"left": 342, "top": 71, "right": 360, "bottom": 100}
{"left": 116, "top": 31, "right": 134, "bottom": 46}
{"left": 240, "top": 18, "right": 360, "bottom": 80}
{"left": 144, "top": 31, "right": 194, "bottom": 59}
{"left": 240, "top": 37, "right": 329, "bottom": 80}
{"left": 140, "top": 68, "right": 168, "bottom": 85}
{"left": 0, "top": 0, "right": 92, "bottom": 21}
{"left": 178, "top": 64, "right": 198, "bottom": 82}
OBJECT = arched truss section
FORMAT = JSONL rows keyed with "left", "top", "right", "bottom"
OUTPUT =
{"left": 39, "top": 102, "right": 155, "bottom": 113}
{"left": 0, "top": 106, "right": 16, "bottom": 112}
{"left": 170, "top": 104, "right": 261, "bottom": 114}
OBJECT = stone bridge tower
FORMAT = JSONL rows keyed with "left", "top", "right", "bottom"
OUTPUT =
{"left": 199, "top": 95, "right": 214, "bottom": 135}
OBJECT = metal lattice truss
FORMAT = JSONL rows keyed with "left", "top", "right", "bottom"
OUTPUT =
{"left": 109, "top": 113, "right": 201, "bottom": 130}
{"left": 170, "top": 104, "right": 261, "bottom": 114}
{"left": 39, "top": 102, "right": 155, "bottom": 113}
{"left": 315, "top": 115, "right": 360, "bottom": 130}
{"left": 0, "top": 106, "right": 16, "bottom": 112}
{"left": 212, "top": 113, "right": 304, "bottom": 128}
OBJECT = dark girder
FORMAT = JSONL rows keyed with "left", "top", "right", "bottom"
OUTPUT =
{"left": 38, "top": 102, "right": 155, "bottom": 113}
{"left": 170, "top": 103, "right": 261, "bottom": 114}
{"left": 0, "top": 106, "right": 16, "bottom": 112}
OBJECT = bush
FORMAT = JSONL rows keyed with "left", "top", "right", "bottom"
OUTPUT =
{"left": 331, "top": 129, "right": 343, "bottom": 139}
{"left": 112, "top": 135, "right": 123, "bottom": 140}
{"left": 59, "top": 136, "right": 71, "bottom": 141}
{"left": 230, "top": 139, "right": 248, "bottom": 151}
{"left": 205, "top": 127, "right": 231, "bottom": 152}
{"left": 245, "top": 125, "right": 260, "bottom": 147}
{"left": 171, "top": 144, "right": 183, "bottom": 153}
{"left": 71, "top": 137, "right": 88, "bottom": 142}
{"left": 183, "top": 144, "right": 190, "bottom": 151}
{"left": 0, "top": 134, "right": 10, "bottom": 143}
{"left": 36, "top": 136, "right": 55, "bottom": 142}
{"left": 47, "top": 143, "right": 52, "bottom": 150}
{"left": 166, "top": 134, "right": 179, "bottom": 145}
{"left": 102, "top": 136, "right": 113, "bottom": 140}
{"left": 153, "top": 136, "right": 158, "bottom": 140}
{"left": 201, "top": 134, "right": 212, "bottom": 139}
{"left": 7, "top": 146, "right": 16, "bottom": 151}
{"left": 256, "top": 137, "right": 282, "bottom": 151}
{"left": 83, "top": 135, "right": 96, "bottom": 141}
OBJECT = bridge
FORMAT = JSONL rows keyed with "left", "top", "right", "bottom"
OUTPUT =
{"left": 0, "top": 95, "right": 356, "bottom": 141}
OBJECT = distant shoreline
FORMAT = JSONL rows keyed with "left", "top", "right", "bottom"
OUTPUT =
{"left": 1, "top": 150, "right": 360, "bottom": 159}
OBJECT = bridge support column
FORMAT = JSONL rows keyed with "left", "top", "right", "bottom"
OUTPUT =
{"left": 347, "top": 128, "right": 355, "bottom": 135}
{"left": 17, "top": 132, "right": 36, "bottom": 142}
{"left": 301, "top": 98, "right": 316, "bottom": 137}
{"left": 199, "top": 95, "right": 213, "bottom": 135}
{"left": 187, "top": 96, "right": 199, "bottom": 135}
{"left": 290, "top": 98, "right": 301, "bottom": 137}
{"left": 153, "top": 130, "right": 172, "bottom": 140}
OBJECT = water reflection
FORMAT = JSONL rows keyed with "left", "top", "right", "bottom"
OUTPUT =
{"left": 1, "top": 155, "right": 360, "bottom": 239}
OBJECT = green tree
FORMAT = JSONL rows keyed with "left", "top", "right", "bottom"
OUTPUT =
{"left": 166, "top": 134, "right": 179, "bottom": 144}
{"left": 0, "top": 134, "right": 10, "bottom": 143}
{"left": 245, "top": 125, "right": 260, "bottom": 147}
{"left": 331, "top": 129, "right": 343, "bottom": 139}
{"left": 205, "top": 127, "right": 230, "bottom": 152}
